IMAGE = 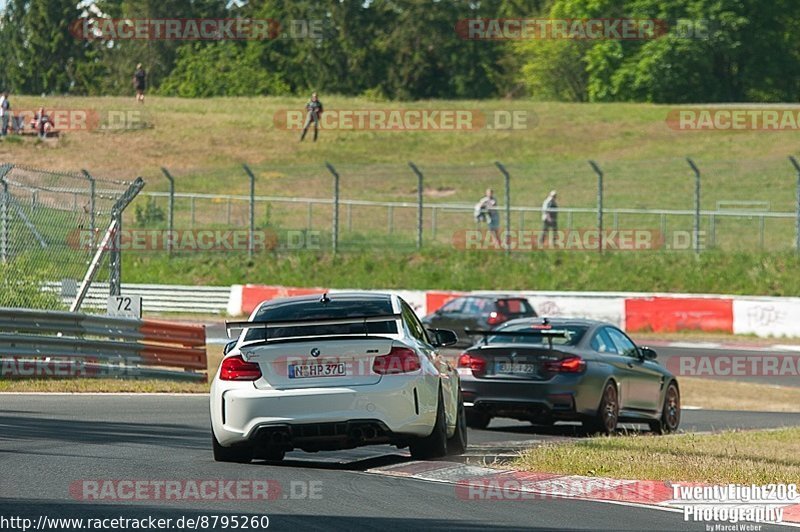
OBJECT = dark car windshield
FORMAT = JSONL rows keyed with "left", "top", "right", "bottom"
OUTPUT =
{"left": 486, "top": 323, "right": 588, "bottom": 346}
{"left": 244, "top": 298, "right": 397, "bottom": 341}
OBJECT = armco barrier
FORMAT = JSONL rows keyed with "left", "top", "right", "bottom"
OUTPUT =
{"left": 45, "top": 282, "right": 230, "bottom": 314}
{"left": 0, "top": 308, "right": 207, "bottom": 380}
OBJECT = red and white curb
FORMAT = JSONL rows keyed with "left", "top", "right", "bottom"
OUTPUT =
{"left": 367, "top": 461, "right": 800, "bottom": 527}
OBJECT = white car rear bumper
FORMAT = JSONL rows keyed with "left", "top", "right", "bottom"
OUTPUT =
{"left": 210, "top": 376, "right": 438, "bottom": 447}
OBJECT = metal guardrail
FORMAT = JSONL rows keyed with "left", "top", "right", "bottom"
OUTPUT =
{"left": 44, "top": 282, "right": 230, "bottom": 314}
{"left": 0, "top": 308, "right": 207, "bottom": 381}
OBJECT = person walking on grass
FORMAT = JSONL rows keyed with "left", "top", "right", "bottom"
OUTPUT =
{"left": 133, "top": 64, "right": 146, "bottom": 104}
{"left": 300, "top": 92, "right": 323, "bottom": 142}
{"left": 539, "top": 190, "right": 558, "bottom": 247}
{"left": 475, "top": 188, "right": 502, "bottom": 248}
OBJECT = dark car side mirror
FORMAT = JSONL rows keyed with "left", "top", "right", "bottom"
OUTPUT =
{"left": 223, "top": 340, "right": 237, "bottom": 356}
{"left": 428, "top": 328, "right": 458, "bottom": 347}
{"left": 640, "top": 347, "right": 657, "bottom": 360}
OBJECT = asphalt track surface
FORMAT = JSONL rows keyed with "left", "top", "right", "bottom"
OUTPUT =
{"left": 1, "top": 395, "right": 798, "bottom": 531}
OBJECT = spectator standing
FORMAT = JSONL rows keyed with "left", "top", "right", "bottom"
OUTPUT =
{"left": 0, "top": 92, "right": 9, "bottom": 136}
{"left": 475, "top": 188, "right": 502, "bottom": 247}
{"left": 133, "top": 64, "right": 146, "bottom": 104}
{"left": 539, "top": 190, "right": 558, "bottom": 247}
{"left": 300, "top": 92, "right": 323, "bottom": 142}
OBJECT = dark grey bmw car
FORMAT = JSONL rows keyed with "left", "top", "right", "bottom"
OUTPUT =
{"left": 457, "top": 317, "right": 680, "bottom": 435}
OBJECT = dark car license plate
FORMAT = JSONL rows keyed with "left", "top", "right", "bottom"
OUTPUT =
{"left": 495, "top": 361, "right": 537, "bottom": 375}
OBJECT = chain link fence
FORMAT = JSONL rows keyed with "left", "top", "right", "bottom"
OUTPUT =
{"left": 129, "top": 157, "right": 800, "bottom": 254}
{"left": 0, "top": 164, "right": 142, "bottom": 308}
{"left": 2, "top": 157, "right": 798, "bottom": 311}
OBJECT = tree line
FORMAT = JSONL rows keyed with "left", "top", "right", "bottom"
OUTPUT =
{"left": 0, "top": 0, "right": 797, "bottom": 103}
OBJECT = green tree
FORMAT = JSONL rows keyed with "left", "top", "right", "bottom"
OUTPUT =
{"left": 159, "top": 41, "right": 290, "bottom": 97}
{"left": 514, "top": 0, "right": 800, "bottom": 102}
{"left": 0, "top": 0, "right": 88, "bottom": 94}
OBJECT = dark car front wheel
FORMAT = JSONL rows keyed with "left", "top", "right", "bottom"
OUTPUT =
{"left": 650, "top": 382, "right": 681, "bottom": 434}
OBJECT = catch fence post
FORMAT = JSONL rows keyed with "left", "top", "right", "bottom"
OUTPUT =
{"left": 589, "top": 161, "right": 604, "bottom": 253}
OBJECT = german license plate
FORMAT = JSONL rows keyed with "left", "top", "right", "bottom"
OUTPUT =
{"left": 496, "top": 361, "right": 536, "bottom": 375}
{"left": 289, "top": 362, "right": 347, "bottom": 378}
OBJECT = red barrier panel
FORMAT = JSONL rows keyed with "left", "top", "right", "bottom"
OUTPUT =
{"left": 139, "top": 320, "right": 207, "bottom": 371}
{"left": 140, "top": 320, "right": 205, "bottom": 347}
{"left": 625, "top": 297, "right": 733, "bottom": 333}
{"left": 139, "top": 346, "right": 207, "bottom": 370}
{"left": 241, "top": 285, "right": 327, "bottom": 315}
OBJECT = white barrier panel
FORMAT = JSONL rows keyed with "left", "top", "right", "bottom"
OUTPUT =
{"left": 733, "top": 298, "right": 800, "bottom": 338}
{"left": 473, "top": 291, "right": 626, "bottom": 328}
{"left": 525, "top": 296, "right": 625, "bottom": 328}
{"left": 227, "top": 285, "right": 244, "bottom": 317}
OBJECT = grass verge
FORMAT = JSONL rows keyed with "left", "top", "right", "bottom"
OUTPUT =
{"left": 512, "top": 427, "right": 800, "bottom": 484}
{"left": 125, "top": 250, "right": 800, "bottom": 297}
{"left": 679, "top": 377, "right": 800, "bottom": 412}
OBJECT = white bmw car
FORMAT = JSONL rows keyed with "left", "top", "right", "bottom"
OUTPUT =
{"left": 210, "top": 292, "right": 467, "bottom": 463}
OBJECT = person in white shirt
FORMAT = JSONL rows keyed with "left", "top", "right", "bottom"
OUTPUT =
{"left": 539, "top": 190, "right": 558, "bottom": 247}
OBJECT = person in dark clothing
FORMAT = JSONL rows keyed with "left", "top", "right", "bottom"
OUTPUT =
{"left": 300, "top": 92, "right": 323, "bottom": 142}
{"left": 133, "top": 64, "right": 146, "bottom": 103}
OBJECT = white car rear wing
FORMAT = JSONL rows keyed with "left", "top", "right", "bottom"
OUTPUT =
{"left": 226, "top": 313, "right": 403, "bottom": 340}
